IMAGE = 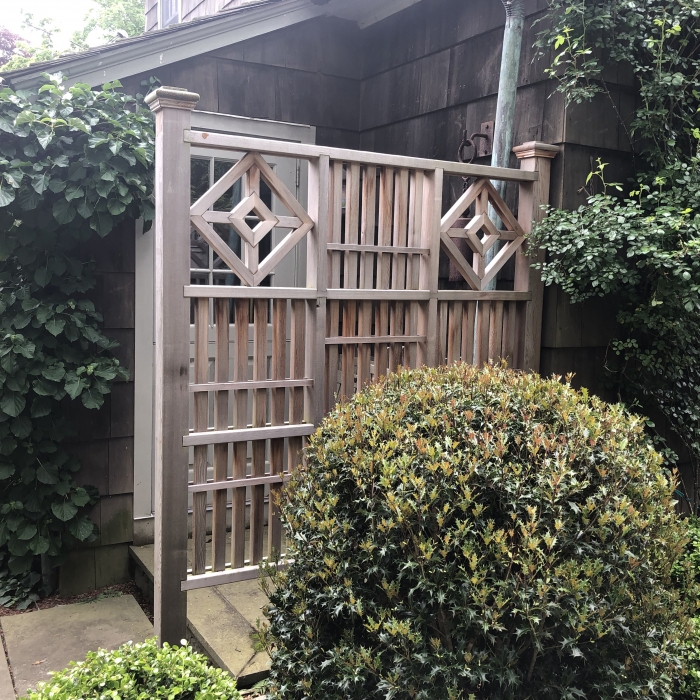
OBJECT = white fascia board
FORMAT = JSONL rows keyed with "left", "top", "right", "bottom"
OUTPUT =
{"left": 7, "top": 0, "right": 324, "bottom": 91}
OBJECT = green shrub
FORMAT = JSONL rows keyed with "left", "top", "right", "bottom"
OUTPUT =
{"left": 261, "top": 363, "right": 693, "bottom": 700}
{"left": 21, "top": 637, "right": 241, "bottom": 699}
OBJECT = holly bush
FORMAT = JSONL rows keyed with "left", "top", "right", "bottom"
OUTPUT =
{"left": 21, "top": 637, "right": 242, "bottom": 700}
{"left": 260, "top": 364, "right": 693, "bottom": 700}
{"left": 0, "top": 75, "right": 154, "bottom": 606}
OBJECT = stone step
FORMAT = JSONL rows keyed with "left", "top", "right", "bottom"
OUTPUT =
{"left": 129, "top": 542, "right": 270, "bottom": 688}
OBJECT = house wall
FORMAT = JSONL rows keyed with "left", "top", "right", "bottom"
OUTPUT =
{"left": 123, "top": 16, "right": 364, "bottom": 149}
{"left": 59, "top": 220, "right": 136, "bottom": 596}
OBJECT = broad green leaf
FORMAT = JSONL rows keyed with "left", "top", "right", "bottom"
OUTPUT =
{"left": 71, "top": 488, "right": 91, "bottom": 507}
{"left": 36, "top": 464, "right": 58, "bottom": 485}
{"left": 0, "top": 392, "right": 25, "bottom": 418}
{"left": 52, "top": 198, "right": 76, "bottom": 224}
{"left": 29, "top": 535, "right": 50, "bottom": 554}
{"left": 51, "top": 501, "right": 78, "bottom": 522}
{"left": 69, "top": 517, "right": 95, "bottom": 541}
{"left": 10, "top": 416, "right": 32, "bottom": 439}
{"left": 0, "top": 463, "right": 15, "bottom": 479}
{"left": 42, "top": 365, "right": 65, "bottom": 382}
{"left": 16, "top": 522, "right": 37, "bottom": 541}
{"left": 0, "top": 185, "right": 15, "bottom": 207}
{"left": 45, "top": 317, "right": 66, "bottom": 337}
{"left": 64, "top": 374, "right": 87, "bottom": 399}
{"left": 34, "top": 267, "right": 52, "bottom": 287}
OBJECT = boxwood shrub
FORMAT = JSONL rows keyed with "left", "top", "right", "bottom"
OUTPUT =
{"left": 21, "top": 637, "right": 241, "bottom": 699}
{"left": 261, "top": 363, "right": 693, "bottom": 700}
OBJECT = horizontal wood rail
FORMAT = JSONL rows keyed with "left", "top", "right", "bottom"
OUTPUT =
{"left": 190, "top": 379, "right": 314, "bottom": 392}
{"left": 183, "top": 130, "right": 539, "bottom": 182}
{"left": 182, "top": 560, "right": 292, "bottom": 591}
{"left": 184, "top": 285, "right": 317, "bottom": 298}
{"left": 188, "top": 473, "right": 291, "bottom": 494}
{"left": 183, "top": 423, "right": 315, "bottom": 447}
{"left": 326, "top": 335, "right": 425, "bottom": 345}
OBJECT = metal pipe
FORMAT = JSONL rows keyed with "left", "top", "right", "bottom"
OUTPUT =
{"left": 485, "top": 0, "right": 525, "bottom": 288}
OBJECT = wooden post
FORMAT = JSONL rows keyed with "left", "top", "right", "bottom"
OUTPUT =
{"left": 146, "top": 86, "right": 199, "bottom": 645}
{"left": 513, "top": 142, "right": 559, "bottom": 372}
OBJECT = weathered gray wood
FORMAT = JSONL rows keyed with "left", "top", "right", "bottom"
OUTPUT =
{"left": 269, "top": 298, "right": 286, "bottom": 557}
{"left": 184, "top": 131, "right": 539, "bottom": 182}
{"left": 212, "top": 298, "right": 229, "bottom": 572}
{"left": 190, "top": 379, "right": 314, "bottom": 392}
{"left": 327, "top": 335, "right": 425, "bottom": 345}
{"left": 184, "top": 424, "right": 315, "bottom": 447}
{"left": 146, "top": 86, "right": 199, "bottom": 646}
{"left": 184, "top": 286, "right": 316, "bottom": 299}
{"left": 189, "top": 473, "right": 290, "bottom": 494}
{"left": 513, "top": 142, "right": 559, "bottom": 372}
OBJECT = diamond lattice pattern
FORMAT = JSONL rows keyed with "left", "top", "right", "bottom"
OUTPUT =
{"left": 190, "top": 152, "right": 313, "bottom": 287}
{"left": 440, "top": 178, "right": 525, "bottom": 291}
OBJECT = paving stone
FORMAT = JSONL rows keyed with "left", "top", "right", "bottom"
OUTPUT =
{"left": 0, "top": 644, "right": 15, "bottom": 699}
{"left": 187, "top": 588, "right": 257, "bottom": 678}
{"left": 217, "top": 579, "right": 269, "bottom": 630}
{"left": 2, "top": 594, "right": 152, "bottom": 697}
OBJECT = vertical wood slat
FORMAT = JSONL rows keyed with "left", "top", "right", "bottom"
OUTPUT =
{"left": 447, "top": 301, "right": 463, "bottom": 365}
{"left": 357, "top": 166, "right": 376, "bottom": 389}
{"left": 475, "top": 300, "right": 490, "bottom": 365}
{"left": 418, "top": 168, "right": 443, "bottom": 368}
{"left": 268, "top": 299, "right": 286, "bottom": 557}
{"left": 326, "top": 162, "right": 343, "bottom": 411}
{"left": 341, "top": 163, "right": 360, "bottom": 400}
{"left": 461, "top": 302, "right": 476, "bottom": 365}
{"left": 250, "top": 298, "right": 267, "bottom": 565}
{"left": 231, "top": 299, "right": 249, "bottom": 569}
{"left": 406, "top": 171, "right": 423, "bottom": 369}
{"left": 437, "top": 301, "right": 448, "bottom": 366}
{"left": 489, "top": 301, "right": 504, "bottom": 362}
{"left": 288, "top": 300, "right": 305, "bottom": 473}
{"left": 502, "top": 301, "right": 517, "bottom": 366}
{"left": 376, "top": 167, "right": 394, "bottom": 378}
{"left": 390, "top": 169, "right": 409, "bottom": 373}
{"left": 192, "top": 297, "right": 209, "bottom": 576}
{"left": 212, "top": 298, "right": 229, "bottom": 572}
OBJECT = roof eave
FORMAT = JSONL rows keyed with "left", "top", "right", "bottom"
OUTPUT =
{"left": 3, "top": 0, "right": 324, "bottom": 90}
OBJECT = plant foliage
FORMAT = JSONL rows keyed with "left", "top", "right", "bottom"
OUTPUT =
{"left": 260, "top": 364, "right": 693, "bottom": 700}
{"left": 0, "top": 75, "right": 154, "bottom": 606}
{"left": 21, "top": 637, "right": 242, "bottom": 700}
{"left": 532, "top": 0, "right": 700, "bottom": 477}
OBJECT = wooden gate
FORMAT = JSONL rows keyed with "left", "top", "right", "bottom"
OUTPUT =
{"left": 146, "top": 87, "right": 558, "bottom": 643}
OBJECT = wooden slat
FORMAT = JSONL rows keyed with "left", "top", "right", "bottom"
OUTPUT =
{"left": 390, "top": 169, "right": 409, "bottom": 373}
{"left": 489, "top": 301, "right": 504, "bottom": 362}
{"left": 212, "top": 298, "right": 229, "bottom": 572}
{"left": 461, "top": 302, "right": 476, "bottom": 364}
{"left": 190, "top": 474, "right": 290, "bottom": 494}
{"left": 190, "top": 379, "right": 313, "bottom": 392}
{"left": 182, "top": 560, "right": 292, "bottom": 591}
{"left": 184, "top": 286, "right": 316, "bottom": 299}
{"left": 376, "top": 167, "right": 393, "bottom": 379}
{"left": 269, "top": 298, "right": 286, "bottom": 557}
{"left": 447, "top": 301, "right": 462, "bottom": 366}
{"left": 326, "top": 162, "right": 343, "bottom": 412}
{"left": 231, "top": 299, "right": 248, "bottom": 569}
{"left": 476, "top": 300, "right": 490, "bottom": 365}
{"left": 184, "top": 131, "right": 539, "bottom": 182}
{"left": 437, "top": 301, "right": 448, "bottom": 366}
{"left": 326, "top": 335, "right": 425, "bottom": 345}
{"left": 192, "top": 297, "right": 208, "bottom": 576}
{"left": 502, "top": 300, "right": 517, "bottom": 366}
{"left": 250, "top": 298, "right": 267, "bottom": 565}
{"left": 357, "top": 165, "right": 377, "bottom": 390}
{"left": 328, "top": 289, "right": 431, "bottom": 301}
{"left": 327, "top": 243, "right": 429, "bottom": 255}
{"left": 244, "top": 165, "right": 260, "bottom": 275}
{"left": 406, "top": 170, "right": 423, "bottom": 369}
{"left": 204, "top": 211, "right": 302, "bottom": 230}
{"left": 341, "top": 163, "right": 360, "bottom": 400}
{"left": 436, "top": 290, "right": 531, "bottom": 301}
{"left": 289, "top": 300, "right": 305, "bottom": 473}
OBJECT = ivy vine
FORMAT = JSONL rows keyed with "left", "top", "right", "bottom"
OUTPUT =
{"left": 532, "top": 0, "right": 700, "bottom": 492}
{"left": 0, "top": 75, "right": 154, "bottom": 606}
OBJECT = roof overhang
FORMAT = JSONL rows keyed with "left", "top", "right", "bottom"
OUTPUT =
{"left": 2, "top": 0, "right": 424, "bottom": 90}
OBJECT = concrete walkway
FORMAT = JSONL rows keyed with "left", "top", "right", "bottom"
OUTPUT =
{"left": 130, "top": 543, "right": 270, "bottom": 686}
{"left": 1, "top": 594, "right": 153, "bottom": 697}
{"left": 0, "top": 641, "right": 14, "bottom": 699}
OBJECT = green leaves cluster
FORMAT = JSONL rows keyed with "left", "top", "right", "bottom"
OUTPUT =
{"left": 21, "top": 637, "right": 242, "bottom": 700}
{"left": 260, "top": 364, "right": 693, "bottom": 700}
{"left": 536, "top": 0, "right": 700, "bottom": 167}
{"left": 529, "top": 158, "right": 700, "bottom": 471}
{"left": 0, "top": 75, "right": 154, "bottom": 607}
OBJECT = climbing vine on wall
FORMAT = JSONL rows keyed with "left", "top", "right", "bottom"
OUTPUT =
{"left": 0, "top": 75, "right": 154, "bottom": 606}
{"left": 532, "top": 0, "right": 700, "bottom": 487}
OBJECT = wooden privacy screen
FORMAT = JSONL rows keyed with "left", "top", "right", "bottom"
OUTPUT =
{"left": 147, "top": 86, "right": 558, "bottom": 643}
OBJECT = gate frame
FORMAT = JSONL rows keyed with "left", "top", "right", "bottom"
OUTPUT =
{"left": 146, "top": 86, "right": 558, "bottom": 644}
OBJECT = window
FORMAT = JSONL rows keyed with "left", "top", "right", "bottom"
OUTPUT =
{"left": 160, "top": 0, "right": 179, "bottom": 27}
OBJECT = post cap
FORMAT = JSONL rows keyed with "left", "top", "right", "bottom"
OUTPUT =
{"left": 145, "top": 86, "right": 200, "bottom": 112}
{"left": 513, "top": 142, "right": 560, "bottom": 160}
